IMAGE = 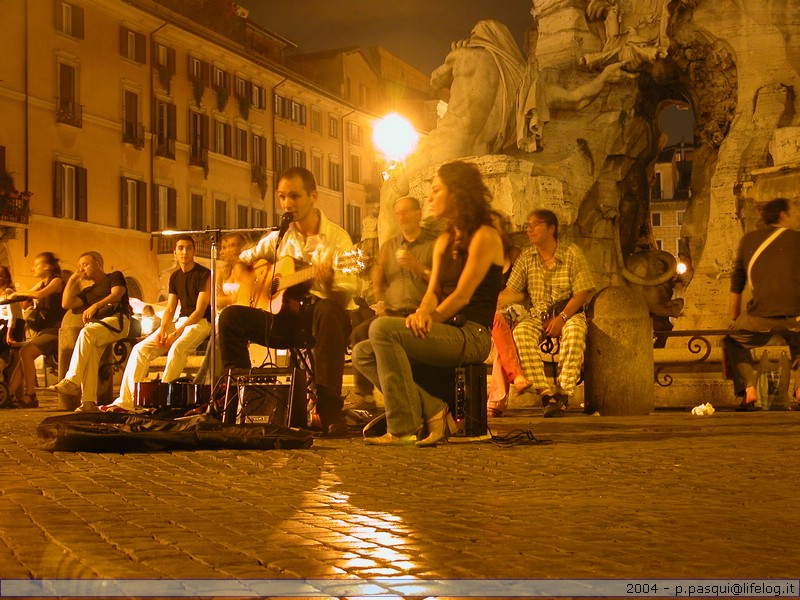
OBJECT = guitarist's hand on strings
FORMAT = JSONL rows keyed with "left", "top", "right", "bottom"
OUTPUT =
{"left": 313, "top": 258, "right": 336, "bottom": 290}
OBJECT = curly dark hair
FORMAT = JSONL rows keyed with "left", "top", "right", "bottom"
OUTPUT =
{"left": 437, "top": 160, "right": 493, "bottom": 254}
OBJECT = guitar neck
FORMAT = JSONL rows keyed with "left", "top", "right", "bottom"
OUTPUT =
{"left": 276, "top": 265, "right": 315, "bottom": 292}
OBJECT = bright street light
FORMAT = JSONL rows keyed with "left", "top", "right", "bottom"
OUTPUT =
{"left": 372, "top": 113, "right": 418, "bottom": 164}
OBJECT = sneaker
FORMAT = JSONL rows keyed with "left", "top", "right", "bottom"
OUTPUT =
{"left": 345, "top": 392, "right": 377, "bottom": 411}
{"left": 49, "top": 379, "right": 81, "bottom": 396}
{"left": 542, "top": 394, "right": 567, "bottom": 418}
{"left": 74, "top": 402, "right": 99, "bottom": 413}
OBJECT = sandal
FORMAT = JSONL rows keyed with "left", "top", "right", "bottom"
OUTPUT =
{"left": 13, "top": 392, "right": 38, "bottom": 409}
{"left": 736, "top": 399, "right": 761, "bottom": 412}
{"left": 487, "top": 407, "right": 504, "bottom": 418}
{"left": 513, "top": 377, "right": 532, "bottom": 395}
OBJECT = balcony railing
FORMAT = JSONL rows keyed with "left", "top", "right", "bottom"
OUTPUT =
{"left": 189, "top": 146, "right": 208, "bottom": 170}
{"left": 56, "top": 99, "right": 83, "bottom": 127}
{"left": 155, "top": 138, "right": 176, "bottom": 160}
{"left": 250, "top": 163, "right": 266, "bottom": 184}
{"left": 122, "top": 121, "right": 145, "bottom": 149}
{"left": 0, "top": 190, "right": 31, "bottom": 225}
{"left": 157, "top": 234, "right": 211, "bottom": 258}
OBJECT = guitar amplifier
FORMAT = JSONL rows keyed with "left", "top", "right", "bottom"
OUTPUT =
{"left": 411, "top": 363, "right": 488, "bottom": 438}
{"left": 225, "top": 369, "right": 294, "bottom": 426}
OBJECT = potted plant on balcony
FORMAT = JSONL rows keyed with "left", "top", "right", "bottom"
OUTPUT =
{"left": 192, "top": 77, "right": 205, "bottom": 106}
{"left": 0, "top": 170, "right": 32, "bottom": 224}
{"left": 216, "top": 86, "right": 229, "bottom": 112}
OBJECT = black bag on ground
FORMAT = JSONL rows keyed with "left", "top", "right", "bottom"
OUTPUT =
{"left": 37, "top": 412, "right": 314, "bottom": 452}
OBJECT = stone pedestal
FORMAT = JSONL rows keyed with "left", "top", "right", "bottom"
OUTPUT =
{"left": 584, "top": 286, "right": 654, "bottom": 416}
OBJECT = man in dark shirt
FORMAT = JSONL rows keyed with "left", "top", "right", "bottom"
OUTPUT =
{"left": 724, "top": 197, "right": 800, "bottom": 409}
{"left": 112, "top": 235, "right": 211, "bottom": 409}
{"left": 49, "top": 251, "right": 131, "bottom": 412}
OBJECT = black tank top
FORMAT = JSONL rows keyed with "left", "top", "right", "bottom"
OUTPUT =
{"left": 439, "top": 249, "right": 503, "bottom": 329}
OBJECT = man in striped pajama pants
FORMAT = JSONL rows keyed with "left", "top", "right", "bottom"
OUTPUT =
{"left": 497, "top": 209, "right": 595, "bottom": 417}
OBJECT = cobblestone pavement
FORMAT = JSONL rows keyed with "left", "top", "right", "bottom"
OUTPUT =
{"left": 1, "top": 389, "right": 798, "bottom": 596}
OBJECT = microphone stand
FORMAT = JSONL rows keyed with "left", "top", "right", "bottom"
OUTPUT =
{"left": 152, "top": 226, "right": 279, "bottom": 403}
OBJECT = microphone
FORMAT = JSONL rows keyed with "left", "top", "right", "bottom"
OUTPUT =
{"left": 276, "top": 212, "right": 294, "bottom": 242}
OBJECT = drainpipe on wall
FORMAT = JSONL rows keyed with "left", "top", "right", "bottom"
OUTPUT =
{"left": 340, "top": 109, "right": 355, "bottom": 229}
{"left": 148, "top": 21, "right": 168, "bottom": 254}
{"left": 270, "top": 77, "right": 287, "bottom": 223}
{"left": 23, "top": 0, "right": 29, "bottom": 256}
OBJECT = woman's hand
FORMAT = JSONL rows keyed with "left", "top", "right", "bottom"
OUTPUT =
{"left": 405, "top": 310, "right": 432, "bottom": 338}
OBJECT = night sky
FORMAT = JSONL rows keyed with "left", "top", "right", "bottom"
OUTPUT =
{"left": 236, "top": 0, "right": 693, "bottom": 143}
{"left": 236, "top": 0, "right": 532, "bottom": 75}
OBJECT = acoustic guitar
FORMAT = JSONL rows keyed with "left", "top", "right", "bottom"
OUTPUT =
{"left": 243, "top": 249, "right": 370, "bottom": 314}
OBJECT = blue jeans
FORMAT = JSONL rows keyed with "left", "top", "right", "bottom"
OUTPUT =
{"left": 352, "top": 316, "right": 491, "bottom": 436}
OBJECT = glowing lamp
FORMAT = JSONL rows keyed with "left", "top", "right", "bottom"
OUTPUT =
{"left": 373, "top": 113, "right": 418, "bottom": 164}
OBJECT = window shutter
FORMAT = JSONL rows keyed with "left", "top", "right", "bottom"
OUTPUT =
{"left": 167, "top": 47, "right": 176, "bottom": 75}
{"left": 137, "top": 181, "right": 147, "bottom": 232}
{"left": 119, "top": 26, "right": 128, "bottom": 57}
{"left": 72, "top": 4, "right": 84, "bottom": 39}
{"left": 167, "top": 103, "right": 177, "bottom": 140}
{"left": 120, "top": 177, "right": 128, "bottom": 228}
{"left": 201, "top": 114, "right": 209, "bottom": 149}
{"left": 76, "top": 166, "right": 88, "bottom": 221}
{"left": 150, "top": 184, "right": 159, "bottom": 232}
{"left": 224, "top": 123, "right": 231, "bottom": 157}
{"left": 53, "top": 162, "right": 63, "bottom": 218}
{"left": 167, "top": 188, "right": 177, "bottom": 229}
{"left": 136, "top": 32, "right": 146, "bottom": 64}
{"left": 53, "top": 0, "right": 62, "bottom": 31}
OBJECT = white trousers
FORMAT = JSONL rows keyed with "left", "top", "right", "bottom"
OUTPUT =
{"left": 117, "top": 317, "right": 211, "bottom": 408}
{"left": 64, "top": 316, "right": 131, "bottom": 404}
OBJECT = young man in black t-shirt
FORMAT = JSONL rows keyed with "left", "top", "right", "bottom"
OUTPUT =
{"left": 50, "top": 251, "right": 131, "bottom": 412}
{"left": 111, "top": 235, "right": 211, "bottom": 409}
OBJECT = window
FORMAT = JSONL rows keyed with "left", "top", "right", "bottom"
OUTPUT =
{"left": 311, "top": 153, "right": 323, "bottom": 183}
{"left": 214, "top": 198, "right": 228, "bottom": 228}
{"left": 329, "top": 116, "right": 339, "bottom": 139}
{"left": 120, "top": 27, "right": 146, "bottom": 63}
{"left": 655, "top": 239, "right": 663, "bottom": 250}
{"left": 345, "top": 76, "right": 352, "bottom": 100}
{"left": 56, "top": 61, "right": 81, "bottom": 127}
{"left": 292, "top": 148, "right": 306, "bottom": 168}
{"left": 120, "top": 177, "right": 146, "bottom": 231}
{"left": 347, "top": 122, "right": 362, "bottom": 146}
{"left": 235, "top": 128, "right": 248, "bottom": 162}
{"left": 212, "top": 66, "right": 229, "bottom": 91}
{"left": 273, "top": 93, "right": 288, "bottom": 119}
{"left": 155, "top": 43, "right": 175, "bottom": 71}
{"left": 252, "top": 208, "right": 266, "bottom": 228}
{"left": 651, "top": 212, "right": 662, "bottom": 227}
{"left": 55, "top": 1, "right": 84, "bottom": 39}
{"left": 251, "top": 84, "right": 266, "bottom": 110}
{"left": 274, "top": 142, "right": 289, "bottom": 174}
{"left": 188, "top": 57, "right": 210, "bottom": 85}
{"left": 290, "top": 100, "right": 306, "bottom": 126}
{"left": 53, "top": 161, "right": 87, "bottom": 221}
{"left": 329, "top": 161, "right": 342, "bottom": 192}
{"left": 189, "top": 111, "right": 209, "bottom": 168}
{"left": 237, "top": 204, "right": 250, "bottom": 227}
{"left": 151, "top": 184, "right": 176, "bottom": 232}
{"left": 252, "top": 134, "right": 266, "bottom": 168}
{"left": 349, "top": 154, "right": 360, "bottom": 184}
{"left": 190, "top": 193, "right": 204, "bottom": 230}
{"left": 214, "top": 120, "right": 232, "bottom": 156}
{"left": 359, "top": 84, "right": 370, "bottom": 108}
{"left": 122, "top": 90, "right": 143, "bottom": 148}
{"left": 153, "top": 100, "right": 176, "bottom": 159}
{"left": 311, "top": 108, "right": 322, "bottom": 134}
{"left": 677, "top": 210, "right": 685, "bottom": 225}
{"left": 347, "top": 204, "right": 362, "bottom": 240}
{"left": 235, "top": 76, "right": 248, "bottom": 99}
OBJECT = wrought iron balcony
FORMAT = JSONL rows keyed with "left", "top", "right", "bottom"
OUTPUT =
{"left": 56, "top": 99, "right": 83, "bottom": 127}
{"left": 157, "top": 234, "right": 211, "bottom": 259}
{"left": 155, "top": 138, "right": 176, "bottom": 160}
{"left": 0, "top": 190, "right": 31, "bottom": 225}
{"left": 122, "top": 121, "right": 145, "bottom": 149}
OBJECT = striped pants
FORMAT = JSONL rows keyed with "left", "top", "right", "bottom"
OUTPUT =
{"left": 513, "top": 312, "right": 587, "bottom": 397}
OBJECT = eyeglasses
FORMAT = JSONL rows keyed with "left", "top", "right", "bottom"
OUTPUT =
{"left": 526, "top": 220, "right": 549, "bottom": 229}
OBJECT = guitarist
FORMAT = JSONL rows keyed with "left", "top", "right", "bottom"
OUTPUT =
{"left": 218, "top": 167, "right": 357, "bottom": 436}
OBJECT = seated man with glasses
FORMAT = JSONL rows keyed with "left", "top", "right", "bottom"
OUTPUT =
{"left": 496, "top": 209, "right": 595, "bottom": 417}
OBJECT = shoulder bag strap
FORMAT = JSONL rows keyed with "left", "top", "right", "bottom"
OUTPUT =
{"left": 747, "top": 227, "right": 785, "bottom": 290}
